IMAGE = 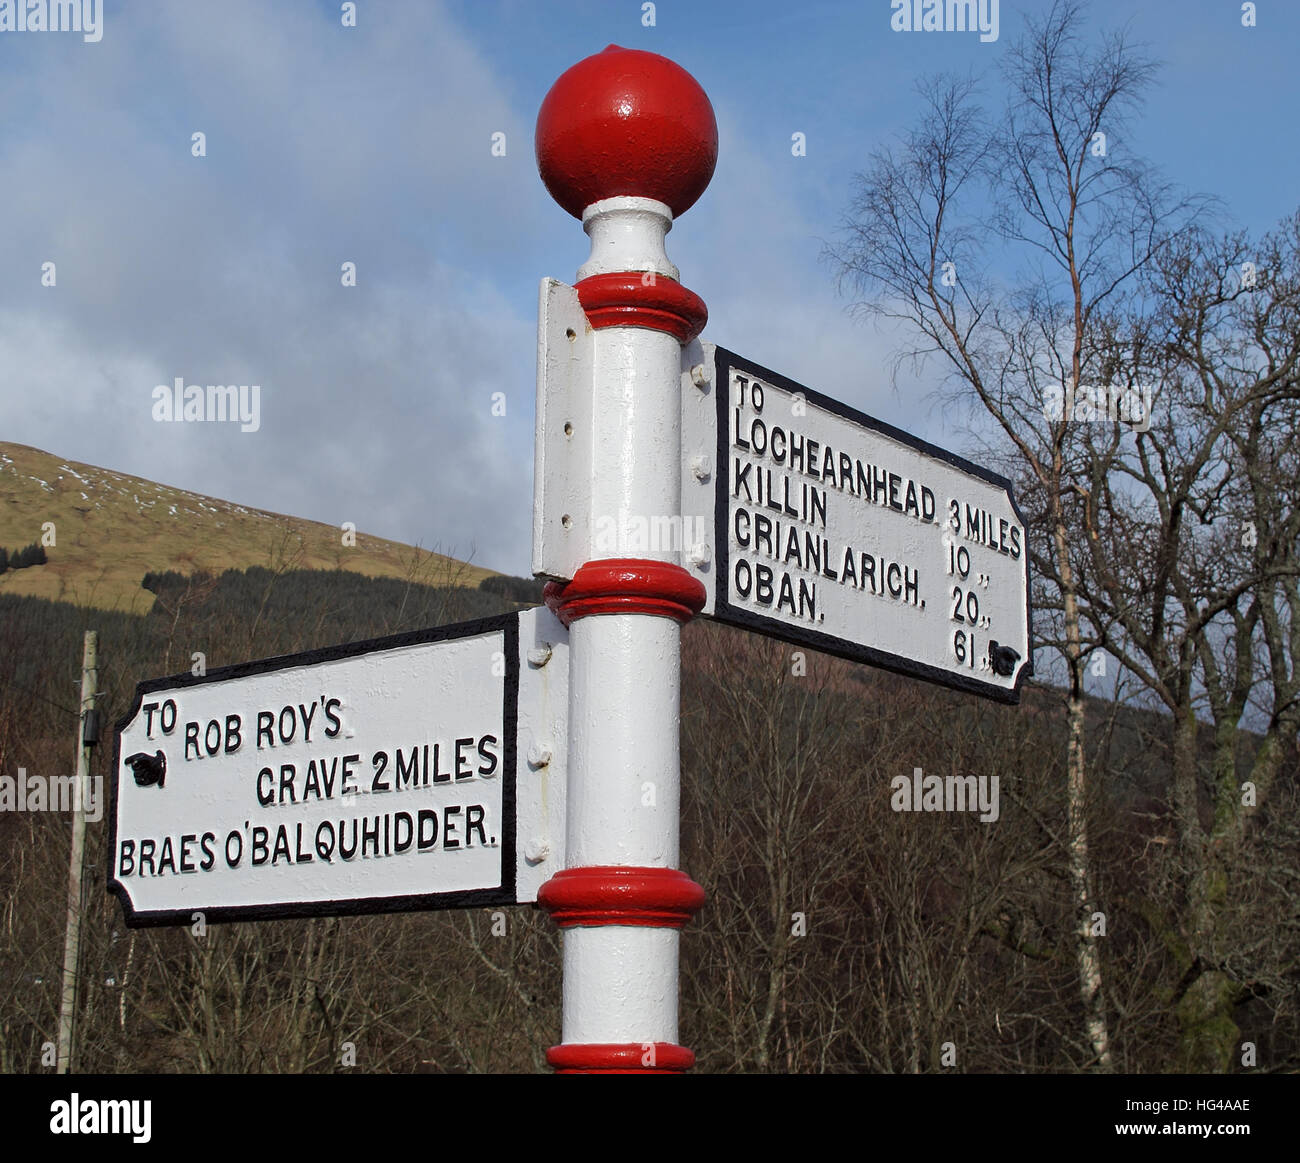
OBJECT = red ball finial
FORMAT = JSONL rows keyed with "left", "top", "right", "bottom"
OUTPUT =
{"left": 536, "top": 45, "right": 718, "bottom": 220}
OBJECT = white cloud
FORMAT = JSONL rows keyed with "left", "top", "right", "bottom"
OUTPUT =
{"left": 0, "top": 3, "right": 970, "bottom": 584}
{"left": 0, "top": 0, "right": 542, "bottom": 574}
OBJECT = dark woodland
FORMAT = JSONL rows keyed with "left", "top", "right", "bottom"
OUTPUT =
{"left": 0, "top": 561, "right": 1294, "bottom": 1073}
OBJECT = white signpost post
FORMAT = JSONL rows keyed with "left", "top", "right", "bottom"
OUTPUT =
{"left": 109, "top": 608, "right": 567, "bottom": 924}
{"left": 681, "top": 343, "right": 1032, "bottom": 701}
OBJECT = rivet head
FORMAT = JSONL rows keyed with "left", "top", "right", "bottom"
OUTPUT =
{"left": 690, "top": 363, "right": 710, "bottom": 390}
{"left": 527, "top": 644, "right": 553, "bottom": 667}
{"left": 524, "top": 839, "right": 551, "bottom": 865}
{"left": 527, "top": 743, "right": 553, "bottom": 769}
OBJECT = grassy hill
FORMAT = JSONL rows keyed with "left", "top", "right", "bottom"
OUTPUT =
{"left": 0, "top": 442, "right": 493, "bottom": 613}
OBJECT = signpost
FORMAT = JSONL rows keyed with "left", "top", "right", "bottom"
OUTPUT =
{"left": 108, "top": 43, "right": 1032, "bottom": 1076}
{"left": 680, "top": 344, "right": 1032, "bottom": 701}
{"left": 527, "top": 45, "right": 1032, "bottom": 1073}
{"left": 110, "top": 608, "right": 567, "bottom": 924}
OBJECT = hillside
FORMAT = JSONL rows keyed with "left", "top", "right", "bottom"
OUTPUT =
{"left": 0, "top": 442, "right": 492, "bottom": 613}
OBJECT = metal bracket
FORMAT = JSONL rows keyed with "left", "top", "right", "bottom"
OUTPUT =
{"left": 514, "top": 606, "right": 569, "bottom": 902}
{"left": 679, "top": 336, "right": 717, "bottom": 615}
{"left": 532, "top": 278, "right": 595, "bottom": 582}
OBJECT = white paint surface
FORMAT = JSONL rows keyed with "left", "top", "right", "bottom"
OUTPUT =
{"left": 681, "top": 346, "right": 1033, "bottom": 700}
{"left": 111, "top": 609, "right": 566, "bottom": 921}
{"left": 536, "top": 195, "right": 693, "bottom": 1054}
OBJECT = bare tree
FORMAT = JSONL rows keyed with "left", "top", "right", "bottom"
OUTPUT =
{"left": 825, "top": 1, "right": 1205, "bottom": 1069}
{"left": 1072, "top": 216, "right": 1300, "bottom": 1068}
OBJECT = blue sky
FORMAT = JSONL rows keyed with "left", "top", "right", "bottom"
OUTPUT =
{"left": 1, "top": 0, "right": 1296, "bottom": 579}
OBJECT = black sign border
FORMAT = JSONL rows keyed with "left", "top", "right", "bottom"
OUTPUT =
{"left": 109, "top": 613, "right": 520, "bottom": 927}
{"left": 711, "top": 346, "right": 1034, "bottom": 704}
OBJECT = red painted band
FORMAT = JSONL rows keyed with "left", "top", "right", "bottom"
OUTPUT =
{"left": 544, "top": 558, "right": 706, "bottom": 627}
{"left": 575, "top": 272, "right": 708, "bottom": 345}
{"left": 547, "top": 1042, "right": 695, "bottom": 1074}
{"left": 538, "top": 866, "right": 706, "bottom": 928}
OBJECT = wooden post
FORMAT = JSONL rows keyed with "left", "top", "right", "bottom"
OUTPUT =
{"left": 57, "top": 629, "right": 98, "bottom": 1074}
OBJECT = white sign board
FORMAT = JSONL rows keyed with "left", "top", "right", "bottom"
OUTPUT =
{"left": 109, "top": 608, "right": 568, "bottom": 925}
{"left": 680, "top": 345, "right": 1032, "bottom": 702}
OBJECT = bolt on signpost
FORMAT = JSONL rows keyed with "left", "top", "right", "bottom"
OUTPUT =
{"left": 532, "top": 45, "right": 718, "bottom": 1074}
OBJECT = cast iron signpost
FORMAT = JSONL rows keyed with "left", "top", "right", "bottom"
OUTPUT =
{"left": 109, "top": 43, "right": 1030, "bottom": 1075}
